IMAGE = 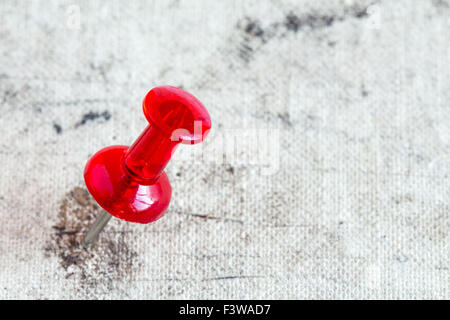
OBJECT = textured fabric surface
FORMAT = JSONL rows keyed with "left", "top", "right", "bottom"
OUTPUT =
{"left": 0, "top": 0, "right": 449, "bottom": 299}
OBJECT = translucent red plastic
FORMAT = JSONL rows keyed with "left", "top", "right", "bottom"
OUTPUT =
{"left": 84, "top": 86, "right": 211, "bottom": 224}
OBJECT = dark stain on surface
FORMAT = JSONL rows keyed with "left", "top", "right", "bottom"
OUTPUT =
{"left": 178, "top": 211, "right": 244, "bottom": 224}
{"left": 75, "top": 110, "right": 111, "bottom": 128}
{"left": 236, "top": 4, "right": 371, "bottom": 61}
{"left": 253, "top": 110, "right": 294, "bottom": 126}
{"left": 89, "top": 58, "right": 114, "bottom": 81}
{"left": 238, "top": 43, "right": 254, "bottom": 63}
{"left": 392, "top": 194, "right": 413, "bottom": 205}
{"left": 2, "top": 89, "right": 18, "bottom": 104}
{"left": 284, "top": 13, "right": 302, "bottom": 32}
{"left": 277, "top": 112, "right": 292, "bottom": 126}
{"left": 431, "top": 0, "right": 449, "bottom": 8}
{"left": 44, "top": 187, "right": 140, "bottom": 291}
{"left": 284, "top": 12, "right": 336, "bottom": 32}
{"left": 361, "top": 85, "right": 369, "bottom": 97}
{"left": 352, "top": 7, "right": 369, "bottom": 19}
{"left": 53, "top": 123, "right": 62, "bottom": 134}
{"left": 328, "top": 40, "right": 336, "bottom": 47}
{"left": 243, "top": 18, "right": 265, "bottom": 39}
{"left": 225, "top": 164, "right": 235, "bottom": 175}
{"left": 236, "top": 17, "right": 272, "bottom": 62}
{"left": 284, "top": 4, "right": 369, "bottom": 33}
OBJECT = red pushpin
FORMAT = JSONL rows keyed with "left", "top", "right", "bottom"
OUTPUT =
{"left": 82, "top": 86, "right": 211, "bottom": 248}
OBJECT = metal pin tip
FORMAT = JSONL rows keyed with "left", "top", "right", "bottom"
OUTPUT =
{"left": 81, "top": 211, "right": 112, "bottom": 249}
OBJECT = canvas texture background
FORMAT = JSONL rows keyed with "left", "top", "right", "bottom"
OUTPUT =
{"left": 0, "top": 0, "right": 448, "bottom": 299}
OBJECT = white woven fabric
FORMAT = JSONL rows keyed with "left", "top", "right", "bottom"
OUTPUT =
{"left": 0, "top": 0, "right": 448, "bottom": 299}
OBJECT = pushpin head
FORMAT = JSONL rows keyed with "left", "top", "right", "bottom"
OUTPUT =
{"left": 143, "top": 86, "right": 211, "bottom": 144}
{"left": 84, "top": 86, "right": 211, "bottom": 224}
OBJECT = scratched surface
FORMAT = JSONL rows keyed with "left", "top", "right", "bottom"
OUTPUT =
{"left": 0, "top": 0, "right": 449, "bottom": 299}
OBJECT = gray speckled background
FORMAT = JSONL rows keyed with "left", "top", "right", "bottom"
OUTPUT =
{"left": 0, "top": 0, "right": 448, "bottom": 299}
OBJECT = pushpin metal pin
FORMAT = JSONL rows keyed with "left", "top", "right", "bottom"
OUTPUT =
{"left": 82, "top": 86, "right": 211, "bottom": 248}
{"left": 82, "top": 211, "right": 112, "bottom": 249}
